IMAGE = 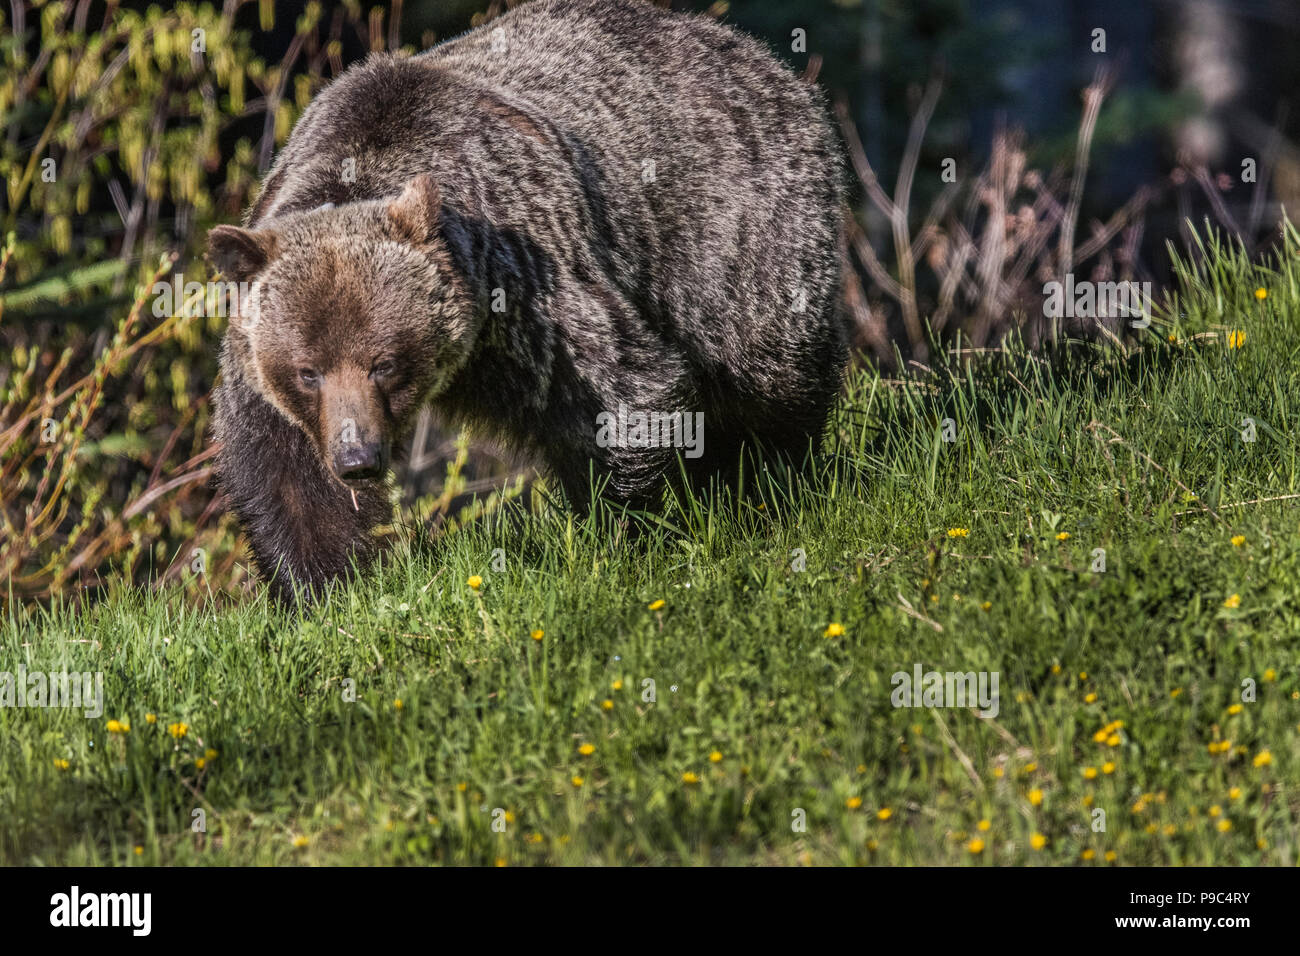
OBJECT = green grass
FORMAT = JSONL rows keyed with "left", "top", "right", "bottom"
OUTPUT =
{"left": 3, "top": 224, "right": 1300, "bottom": 865}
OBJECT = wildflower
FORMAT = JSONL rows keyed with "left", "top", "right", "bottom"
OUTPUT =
{"left": 877, "top": 808, "right": 892, "bottom": 821}
{"left": 601, "top": 699, "right": 614, "bottom": 711}
{"left": 571, "top": 776, "right": 584, "bottom": 788}
{"left": 1253, "top": 750, "right": 1272, "bottom": 768}
{"left": 1226, "top": 330, "right": 1246, "bottom": 349}
{"left": 292, "top": 835, "right": 309, "bottom": 848}
{"left": 1231, "top": 535, "right": 1246, "bottom": 547}
{"left": 980, "top": 601, "right": 991, "bottom": 611}
{"left": 823, "top": 622, "right": 844, "bottom": 638}
{"left": 1217, "top": 819, "right": 1232, "bottom": 832}
{"left": 531, "top": 629, "right": 544, "bottom": 641}
{"left": 1051, "top": 664, "right": 1061, "bottom": 675}
{"left": 495, "top": 857, "right": 508, "bottom": 867}
{"left": 578, "top": 743, "right": 595, "bottom": 756}
{"left": 682, "top": 772, "right": 699, "bottom": 785}
{"left": 967, "top": 838, "right": 984, "bottom": 854}
{"left": 947, "top": 527, "right": 969, "bottom": 538}
{"left": 394, "top": 699, "right": 403, "bottom": 710}
{"left": 106, "top": 719, "right": 129, "bottom": 734}
{"left": 1104, "top": 851, "right": 1117, "bottom": 862}
{"left": 1227, "top": 703, "right": 1243, "bottom": 715}
{"left": 709, "top": 751, "right": 722, "bottom": 763}
{"left": 1208, "top": 805, "right": 1222, "bottom": 817}
{"left": 846, "top": 797, "right": 862, "bottom": 810}
{"left": 457, "top": 782, "right": 468, "bottom": 792}
{"left": 1263, "top": 669, "right": 1277, "bottom": 682}
{"left": 1030, "top": 833, "right": 1047, "bottom": 851}
{"left": 977, "top": 819, "right": 991, "bottom": 832}
{"left": 1079, "top": 672, "right": 1088, "bottom": 681}
{"left": 1084, "top": 693, "right": 1098, "bottom": 704}
{"left": 133, "top": 846, "right": 143, "bottom": 856}
{"left": 647, "top": 599, "right": 665, "bottom": 611}
{"left": 1082, "top": 767, "right": 1098, "bottom": 780}
{"left": 54, "top": 759, "right": 70, "bottom": 770}
{"left": 1028, "top": 789, "right": 1043, "bottom": 807}
{"left": 1223, "top": 593, "right": 1241, "bottom": 609}
{"left": 1102, "top": 762, "right": 1116, "bottom": 775}
{"left": 195, "top": 757, "right": 206, "bottom": 770}
{"left": 1106, "top": 734, "right": 1121, "bottom": 747}
{"left": 167, "top": 722, "right": 188, "bottom": 739}
{"left": 1023, "top": 762, "right": 1037, "bottom": 773}
{"left": 1254, "top": 288, "right": 1268, "bottom": 300}
{"left": 1171, "top": 688, "right": 1182, "bottom": 697}
{"left": 145, "top": 713, "right": 156, "bottom": 724}
{"left": 1081, "top": 849, "right": 1095, "bottom": 860}
{"left": 1056, "top": 531, "right": 1070, "bottom": 541}
{"left": 467, "top": 575, "right": 483, "bottom": 590}
{"left": 1228, "top": 787, "right": 1241, "bottom": 800}
{"left": 612, "top": 680, "right": 623, "bottom": 691}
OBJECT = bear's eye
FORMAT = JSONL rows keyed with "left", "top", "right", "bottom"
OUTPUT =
{"left": 370, "top": 360, "right": 396, "bottom": 380}
{"left": 298, "top": 368, "right": 321, "bottom": 389}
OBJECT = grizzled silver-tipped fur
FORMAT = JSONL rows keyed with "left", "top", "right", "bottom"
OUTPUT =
{"left": 209, "top": 0, "right": 847, "bottom": 602}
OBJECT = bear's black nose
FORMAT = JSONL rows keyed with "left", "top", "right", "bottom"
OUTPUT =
{"left": 335, "top": 443, "right": 383, "bottom": 481}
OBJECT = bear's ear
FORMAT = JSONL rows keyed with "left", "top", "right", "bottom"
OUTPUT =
{"left": 207, "top": 225, "right": 278, "bottom": 282}
{"left": 386, "top": 174, "right": 441, "bottom": 243}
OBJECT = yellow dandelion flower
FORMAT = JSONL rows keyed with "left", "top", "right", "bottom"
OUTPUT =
{"left": 1102, "top": 762, "right": 1116, "bottom": 775}
{"left": 1082, "top": 767, "right": 1098, "bottom": 780}
{"left": 977, "top": 819, "right": 991, "bottom": 832}
{"left": 1023, "top": 762, "right": 1037, "bottom": 773}
{"left": 1051, "top": 664, "right": 1062, "bottom": 675}
{"left": 1056, "top": 531, "right": 1070, "bottom": 541}
{"left": 1079, "top": 671, "right": 1088, "bottom": 681}
{"left": 1092, "top": 728, "right": 1109, "bottom": 743}
{"left": 526, "top": 832, "right": 543, "bottom": 844}
{"left": 1170, "top": 688, "right": 1182, "bottom": 697}
{"left": 1228, "top": 787, "right": 1241, "bottom": 800}
{"left": 877, "top": 808, "right": 892, "bottom": 821}
{"left": 1227, "top": 330, "right": 1246, "bottom": 349}
{"left": 601, "top": 699, "right": 613, "bottom": 711}
{"left": 1145, "top": 823, "right": 1158, "bottom": 834}
{"left": 992, "top": 767, "right": 1004, "bottom": 778}
{"left": 709, "top": 750, "right": 722, "bottom": 763}
{"left": 1163, "top": 824, "right": 1176, "bottom": 836}
{"left": 292, "top": 835, "right": 309, "bottom": 848}
{"left": 145, "top": 713, "right": 156, "bottom": 724}
{"left": 947, "top": 527, "right": 969, "bottom": 538}
{"left": 531, "top": 629, "right": 544, "bottom": 641}
{"left": 1104, "top": 850, "right": 1117, "bottom": 862}
{"left": 823, "top": 622, "right": 844, "bottom": 638}
{"left": 1257, "top": 839, "right": 1268, "bottom": 850}
{"left": 1263, "top": 669, "right": 1277, "bottom": 682}
{"left": 1029, "top": 788, "right": 1043, "bottom": 806}
{"left": 1208, "top": 805, "right": 1221, "bottom": 817}
{"left": 1231, "top": 535, "right": 1246, "bottom": 547}
{"left": 204, "top": 749, "right": 218, "bottom": 760}
{"left": 967, "top": 838, "right": 985, "bottom": 854}
{"left": 1082, "top": 795, "right": 1094, "bottom": 807}
{"left": 394, "top": 699, "right": 403, "bottom": 710}
{"left": 167, "top": 722, "right": 188, "bottom": 739}
{"left": 846, "top": 796, "right": 863, "bottom": 810}
{"left": 647, "top": 599, "right": 666, "bottom": 611}
{"left": 54, "top": 758, "right": 70, "bottom": 770}
{"left": 1223, "top": 593, "right": 1241, "bottom": 609}
{"left": 865, "top": 839, "right": 878, "bottom": 851}
{"left": 1254, "top": 288, "right": 1268, "bottom": 300}
{"left": 133, "top": 845, "right": 143, "bottom": 856}
{"left": 1084, "top": 692, "right": 1098, "bottom": 704}
{"left": 457, "top": 781, "right": 468, "bottom": 792}
{"left": 1253, "top": 750, "right": 1272, "bottom": 768}
{"left": 571, "top": 776, "right": 584, "bottom": 788}
{"left": 1106, "top": 734, "right": 1121, "bottom": 747}
{"left": 1081, "top": 849, "right": 1095, "bottom": 860}
{"left": 682, "top": 771, "right": 699, "bottom": 785}
{"left": 495, "top": 857, "right": 508, "bottom": 867}
{"left": 195, "top": 757, "right": 206, "bottom": 770}
{"left": 1030, "top": 833, "right": 1047, "bottom": 851}
{"left": 980, "top": 601, "right": 991, "bottom": 611}
{"left": 578, "top": 743, "right": 595, "bottom": 756}
{"left": 467, "top": 575, "right": 483, "bottom": 590}
{"left": 106, "top": 719, "right": 129, "bottom": 734}
{"left": 612, "top": 680, "right": 623, "bottom": 691}
{"left": 1227, "top": 703, "right": 1243, "bottom": 715}
{"left": 1217, "top": 819, "right": 1232, "bottom": 832}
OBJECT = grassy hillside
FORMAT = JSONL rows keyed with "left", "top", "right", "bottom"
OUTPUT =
{"left": 3, "top": 225, "right": 1299, "bottom": 866}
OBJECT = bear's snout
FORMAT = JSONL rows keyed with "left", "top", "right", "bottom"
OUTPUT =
{"left": 333, "top": 441, "right": 386, "bottom": 482}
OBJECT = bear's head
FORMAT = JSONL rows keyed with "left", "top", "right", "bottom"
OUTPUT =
{"left": 207, "top": 175, "right": 472, "bottom": 486}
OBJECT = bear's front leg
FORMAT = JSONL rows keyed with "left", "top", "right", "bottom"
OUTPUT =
{"left": 213, "top": 353, "right": 391, "bottom": 604}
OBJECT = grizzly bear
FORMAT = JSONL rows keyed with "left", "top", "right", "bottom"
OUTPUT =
{"left": 208, "top": 0, "right": 846, "bottom": 601}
